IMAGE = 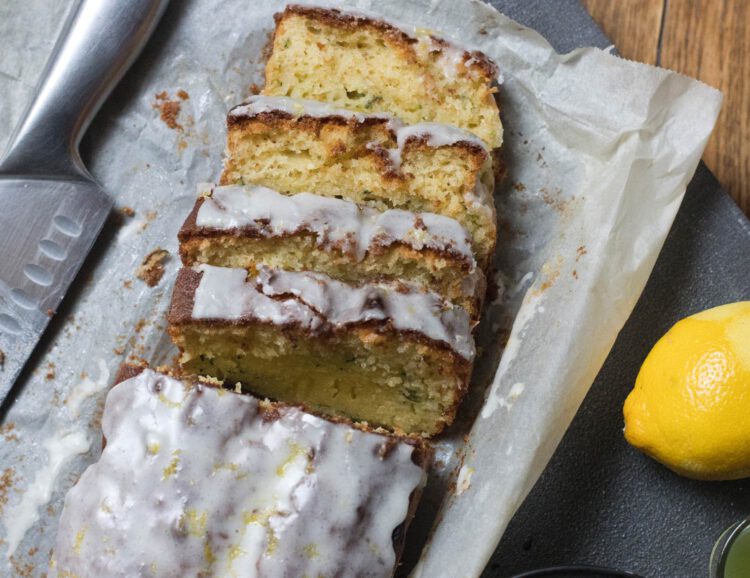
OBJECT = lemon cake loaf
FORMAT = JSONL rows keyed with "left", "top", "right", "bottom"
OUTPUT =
{"left": 179, "top": 183, "right": 485, "bottom": 318}
{"left": 221, "top": 95, "right": 496, "bottom": 267}
{"left": 167, "top": 264, "right": 475, "bottom": 435}
{"left": 263, "top": 4, "right": 503, "bottom": 149}
{"left": 51, "top": 366, "right": 429, "bottom": 578}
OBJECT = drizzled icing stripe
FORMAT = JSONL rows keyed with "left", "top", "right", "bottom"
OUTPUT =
{"left": 50, "top": 368, "right": 427, "bottom": 578}
{"left": 228, "top": 95, "right": 489, "bottom": 155}
{"left": 194, "top": 183, "right": 476, "bottom": 267}
{"left": 228, "top": 94, "right": 392, "bottom": 123}
{"left": 190, "top": 264, "right": 475, "bottom": 360}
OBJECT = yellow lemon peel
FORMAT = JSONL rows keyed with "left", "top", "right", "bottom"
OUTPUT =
{"left": 624, "top": 301, "right": 750, "bottom": 480}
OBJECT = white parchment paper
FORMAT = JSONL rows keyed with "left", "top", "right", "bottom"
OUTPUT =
{"left": 0, "top": 0, "right": 721, "bottom": 576}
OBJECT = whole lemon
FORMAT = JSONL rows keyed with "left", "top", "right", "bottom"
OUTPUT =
{"left": 623, "top": 301, "right": 750, "bottom": 480}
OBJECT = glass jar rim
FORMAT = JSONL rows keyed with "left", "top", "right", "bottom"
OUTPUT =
{"left": 711, "top": 516, "right": 750, "bottom": 578}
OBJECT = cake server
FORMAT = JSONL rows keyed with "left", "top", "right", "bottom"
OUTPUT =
{"left": 0, "top": 0, "right": 169, "bottom": 405}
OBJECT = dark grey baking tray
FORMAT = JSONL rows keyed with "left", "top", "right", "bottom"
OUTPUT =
{"left": 484, "top": 2, "right": 750, "bottom": 577}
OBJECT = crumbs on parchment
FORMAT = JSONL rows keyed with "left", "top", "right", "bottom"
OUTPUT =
{"left": 0, "top": 348, "right": 4, "bottom": 369}
{"left": 1, "top": 423, "right": 18, "bottom": 443}
{"left": 136, "top": 248, "right": 170, "bottom": 288}
{"left": 8, "top": 553, "right": 34, "bottom": 578}
{"left": 45, "top": 362, "right": 56, "bottom": 381}
{"left": 120, "top": 206, "right": 135, "bottom": 218}
{"left": 154, "top": 91, "right": 184, "bottom": 131}
{"left": 0, "top": 467, "right": 16, "bottom": 516}
{"left": 135, "top": 210, "right": 159, "bottom": 235}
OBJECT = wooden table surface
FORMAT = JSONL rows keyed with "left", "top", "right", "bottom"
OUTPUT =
{"left": 581, "top": 0, "right": 749, "bottom": 217}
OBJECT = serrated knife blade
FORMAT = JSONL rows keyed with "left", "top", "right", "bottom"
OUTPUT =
{"left": 0, "top": 0, "right": 169, "bottom": 405}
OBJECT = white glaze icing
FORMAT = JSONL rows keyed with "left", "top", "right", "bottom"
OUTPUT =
{"left": 463, "top": 178, "right": 495, "bottom": 218}
{"left": 385, "top": 121, "right": 488, "bottom": 167}
{"left": 414, "top": 32, "right": 471, "bottom": 80}
{"left": 50, "top": 369, "right": 426, "bottom": 578}
{"left": 228, "top": 94, "right": 394, "bottom": 124}
{"left": 229, "top": 96, "right": 489, "bottom": 157}
{"left": 195, "top": 184, "right": 476, "bottom": 266}
{"left": 395, "top": 122, "right": 486, "bottom": 152}
{"left": 64, "top": 359, "right": 110, "bottom": 420}
{"left": 191, "top": 264, "right": 475, "bottom": 360}
{"left": 6, "top": 430, "right": 90, "bottom": 560}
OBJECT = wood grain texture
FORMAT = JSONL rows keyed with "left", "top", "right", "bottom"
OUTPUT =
{"left": 581, "top": 0, "right": 750, "bottom": 216}
{"left": 660, "top": 0, "right": 750, "bottom": 215}
{"left": 580, "top": 0, "right": 664, "bottom": 64}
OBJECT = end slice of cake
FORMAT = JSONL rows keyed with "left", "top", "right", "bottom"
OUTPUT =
{"left": 50, "top": 366, "right": 429, "bottom": 578}
{"left": 263, "top": 4, "right": 503, "bottom": 149}
{"left": 179, "top": 183, "right": 486, "bottom": 318}
{"left": 221, "top": 95, "right": 497, "bottom": 267}
{"left": 167, "top": 264, "right": 475, "bottom": 436}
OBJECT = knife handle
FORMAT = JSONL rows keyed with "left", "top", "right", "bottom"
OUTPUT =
{"left": 0, "top": 0, "right": 170, "bottom": 179}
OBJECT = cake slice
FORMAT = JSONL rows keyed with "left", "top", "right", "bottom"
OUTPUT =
{"left": 221, "top": 95, "right": 496, "bottom": 267}
{"left": 167, "top": 264, "right": 475, "bottom": 435}
{"left": 50, "top": 366, "right": 429, "bottom": 578}
{"left": 179, "top": 183, "right": 485, "bottom": 318}
{"left": 263, "top": 4, "right": 503, "bottom": 149}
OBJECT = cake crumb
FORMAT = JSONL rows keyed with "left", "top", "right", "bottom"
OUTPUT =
{"left": 9, "top": 555, "right": 33, "bottom": 578}
{"left": 0, "top": 349, "right": 4, "bottom": 369}
{"left": 177, "top": 89, "right": 190, "bottom": 100}
{"left": 153, "top": 92, "right": 183, "bottom": 131}
{"left": 540, "top": 187, "right": 567, "bottom": 212}
{"left": 45, "top": 362, "right": 56, "bottom": 381}
{"left": 123, "top": 280, "right": 133, "bottom": 289}
{"left": 0, "top": 423, "right": 18, "bottom": 442}
{"left": 46, "top": 308, "right": 55, "bottom": 317}
{"left": 137, "top": 249, "right": 170, "bottom": 287}
{"left": 120, "top": 206, "right": 135, "bottom": 217}
{"left": 0, "top": 467, "right": 15, "bottom": 516}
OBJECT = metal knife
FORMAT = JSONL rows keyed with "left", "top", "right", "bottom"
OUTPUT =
{"left": 0, "top": 0, "right": 169, "bottom": 405}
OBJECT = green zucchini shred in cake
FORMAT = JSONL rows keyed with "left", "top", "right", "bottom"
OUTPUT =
{"left": 179, "top": 183, "right": 485, "bottom": 318}
{"left": 168, "top": 265, "right": 475, "bottom": 435}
